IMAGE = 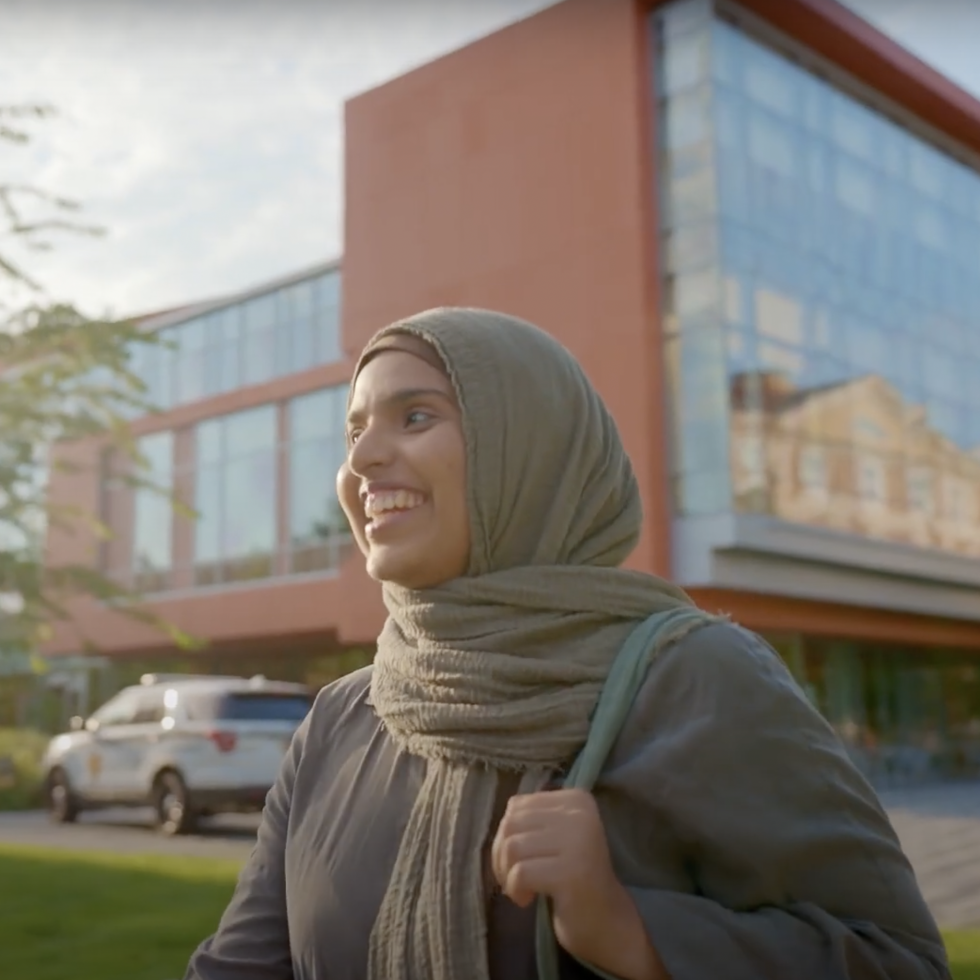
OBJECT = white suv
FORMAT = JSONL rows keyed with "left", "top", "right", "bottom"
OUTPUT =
{"left": 42, "top": 673, "right": 314, "bottom": 835}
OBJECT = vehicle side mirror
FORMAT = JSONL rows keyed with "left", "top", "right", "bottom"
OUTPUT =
{"left": 69, "top": 715, "right": 85, "bottom": 732}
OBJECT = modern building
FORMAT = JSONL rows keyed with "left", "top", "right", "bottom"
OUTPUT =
{"left": 43, "top": 0, "right": 980, "bottom": 786}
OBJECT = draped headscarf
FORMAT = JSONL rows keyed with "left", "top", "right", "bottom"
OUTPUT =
{"left": 358, "top": 308, "right": 701, "bottom": 980}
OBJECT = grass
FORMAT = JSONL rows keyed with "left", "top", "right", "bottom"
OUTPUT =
{"left": 0, "top": 844, "right": 239, "bottom": 980}
{"left": 0, "top": 727, "right": 49, "bottom": 810}
{"left": 0, "top": 842, "right": 977, "bottom": 979}
{"left": 947, "top": 932, "right": 980, "bottom": 980}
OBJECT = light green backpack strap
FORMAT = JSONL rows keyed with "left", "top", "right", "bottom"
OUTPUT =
{"left": 534, "top": 606, "right": 709, "bottom": 980}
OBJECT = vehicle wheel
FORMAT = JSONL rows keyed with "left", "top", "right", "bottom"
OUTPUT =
{"left": 153, "top": 771, "right": 196, "bottom": 836}
{"left": 48, "top": 768, "right": 80, "bottom": 824}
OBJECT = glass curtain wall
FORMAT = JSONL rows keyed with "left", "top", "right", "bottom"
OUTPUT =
{"left": 128, "top": 268, "right": 342, "bottom": 413}
{"left": 102, "top": 384, "right": 351, "bottom": 593}
{"left": 769, "top": 633, "right": 980, "bottom": 787}
{"left": 656, "top": 2, "right": 980, "bottom": 558}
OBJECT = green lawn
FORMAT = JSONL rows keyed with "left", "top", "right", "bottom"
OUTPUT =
{"left": 1, "top": 842, "right": 978, "bottom": 979}
{"left": 0, "top": 844, "right": 239, "bottom": 980}
{"left": 948, "top": 932, "right": 980, "bottom": 980}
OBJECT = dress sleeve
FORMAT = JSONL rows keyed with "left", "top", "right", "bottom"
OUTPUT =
{"left": 183, "top": 706, "right": 310, "bottom": 980}
{"left": 610, "top": 622, "right": 951, "bottom": 980}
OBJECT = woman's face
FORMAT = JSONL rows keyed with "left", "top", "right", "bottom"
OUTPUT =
{"left": 338, "top": 347, "right": 471, "bottom": 589}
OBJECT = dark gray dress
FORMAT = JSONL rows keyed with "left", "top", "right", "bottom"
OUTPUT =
{"left": 185, "top": 623, "right": 950, "bottom": 980}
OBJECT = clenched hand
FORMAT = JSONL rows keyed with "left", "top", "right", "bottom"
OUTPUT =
{"left": 490, "top": 788, "right": 667, "bottom": 980}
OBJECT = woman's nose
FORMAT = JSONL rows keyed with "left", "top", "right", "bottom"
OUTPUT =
{"left": 347, "top": 422, "right": 395, "bottom": 476}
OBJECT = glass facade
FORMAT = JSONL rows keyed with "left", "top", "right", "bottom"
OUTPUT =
{"left": 103, "top": 431, "right": 174, "bottom": 592}
{"left": 129, "top": 267, "right": 341, "bottom": 412}
{"left": 102, "top": 384, "right": 351, "bottom": 593}
{"left": 194, "top": 405, "right": 279, "bottom": 585}
{"left": 769, "top": 633, "right": 980, "bottom": 787}
{"left": 288, "top": 387, "right": 351, "bottom": 573}
{"left": 657, "top": 3, "right": 980, "bottom": 557}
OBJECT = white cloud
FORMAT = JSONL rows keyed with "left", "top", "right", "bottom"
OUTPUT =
{"left": 0, "top": 0, "right": 976, "bottom": 320}
{"left": 0, "top": 0, "right": 557, "bottom": 317}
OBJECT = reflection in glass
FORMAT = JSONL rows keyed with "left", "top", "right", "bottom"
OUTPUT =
{"left": 127, "top": 267, "right": 342, "bottom": 411}
{"left": 186, "top": 389, "right": 349, "bottom": 587}
{"left": 132, "top": 431, "right": 174, "bottom": 593}
{"left": 223, "top": 454, "right": 276, "bottom": 581}
{"left": 288, "top": 386, "right": 351, "bottom": 573}
{"left": 197, "top": 419, "right": 223, "bottom": 466}
{"left": 192, "top": 406, "right": 277, "bottom": 585}
{"left": 224, "top": 405, "right": 277, "bottom": 458}
{"left": 656, "top": 4, "right": 980, "bottom": 556}
{"left": 243, "top": 329, "right": 276, "bottom": 387}
{"left": 193, "top": 463, "right": 223, "bottom": 586}
{"left": 767, "top": 633, "right": 980, "bottom": 788}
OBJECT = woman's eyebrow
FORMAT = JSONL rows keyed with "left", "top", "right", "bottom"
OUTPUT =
{"left": 346, "top": 387, "right": 455, "bottom": 425}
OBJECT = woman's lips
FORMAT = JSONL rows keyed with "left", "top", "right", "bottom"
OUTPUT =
{"left": 363, "top": 490, "right": 426, "bottom": 538}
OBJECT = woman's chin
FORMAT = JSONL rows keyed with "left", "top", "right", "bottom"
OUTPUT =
{"left": 367, "top": 545, "right": 429, "bottom": 589}
{"left": 366, "top": 543, "right": 459, "bottom": 591}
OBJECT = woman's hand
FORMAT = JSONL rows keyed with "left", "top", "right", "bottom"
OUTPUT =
{"left": 490, "top": 788, "right": 667, "bottom": 980}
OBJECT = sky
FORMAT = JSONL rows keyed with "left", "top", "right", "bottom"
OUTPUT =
{"left": 0, "top": 0, "right": 977, "bottom": 320}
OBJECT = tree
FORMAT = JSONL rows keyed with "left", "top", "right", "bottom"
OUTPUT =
{"left": 0, "top": 104, "right": 195, "bottom": 668}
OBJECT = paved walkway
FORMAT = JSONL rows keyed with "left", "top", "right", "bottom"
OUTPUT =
{"left": 878, "top": 783, "right": 980, "bottom": 930}
{"left": 0, "top": 808, "right": 258, "bottom": 860}
{"left": 2, "top": 784, "right": 978, "bottom": 928}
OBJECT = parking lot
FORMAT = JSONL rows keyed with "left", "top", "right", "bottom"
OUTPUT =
{"left": 1, "top": 783, "right": 978, "bottom": 928}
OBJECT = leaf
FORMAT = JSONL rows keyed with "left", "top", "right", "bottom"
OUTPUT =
{"left": 0, "top": 103, "right": 202, "bottom": 657}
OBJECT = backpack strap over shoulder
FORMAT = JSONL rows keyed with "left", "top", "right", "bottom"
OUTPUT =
{"left": 535, "top": 605, "right": 713, "bottom": 980}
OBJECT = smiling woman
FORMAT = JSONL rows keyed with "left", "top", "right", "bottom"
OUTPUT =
{"left": 338, "top": 334, "right": 469, "bottom": 590}
{"left": 184, "top": 308, "right": 949, "bottom": 980}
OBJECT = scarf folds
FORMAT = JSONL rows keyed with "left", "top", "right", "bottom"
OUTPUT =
{"left": 355, "top": 309, "right": 699, "bottom": 980}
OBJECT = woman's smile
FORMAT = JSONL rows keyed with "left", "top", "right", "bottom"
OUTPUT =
{"left": 363, "top": 488, "right": 428, "bottom": 539}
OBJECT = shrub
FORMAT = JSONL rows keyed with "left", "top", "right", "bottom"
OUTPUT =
{"left": 0, "top": 727, "right": 50, "bottom": 811}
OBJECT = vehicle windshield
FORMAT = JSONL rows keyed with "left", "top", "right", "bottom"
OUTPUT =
{"left": 217, "top": 693, "right": 313, "bottom": 722}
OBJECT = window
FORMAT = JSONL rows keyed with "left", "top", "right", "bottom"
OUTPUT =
{"left": 130, "top": 268, "right": 342, "bottom": 412}
{"left": 242, "top": 294, "right": 278, "bottom": 387}
{"left": 312, "top": 269, "right": 343, "bottom": 365}
{"left": 130, "top": 339, "right": 174, "bottom": 412}
{"left": 799, "top": 445, "right": 827, "bottom": 492}
{"left": 288, "top": 386, "right": 351, "bottom": 573}
{"left": 132, "top": 690, "right": 166, "bottom": 725}
{"left": 907, "top": 467, "right": 934, "bottom": 515}
{"left": 857, "top": 454, "right": 886, "bottom": 503}
{"left": 184, "top": 385, "right": 350, "bottom": 590}
{"left": 943, "top": 478, "right": 974, "bottom": 524}
{"left": 217, "top": 693, "right": 314, "bottom": 722}
{"left": 171, "top": 311, "right": 242, "bottom": 403}
{"left": 131, "top": 432, "right": 174, "bottom": 593}
{"left": 173, "top": 317, "right": 207, "bottom": 405}
{"left": 89, "top": 689, "right": 141, "bottom": 728}
{"left": 193, "top": 406, "right": 278, "bottom": 585}
{"left": 733, "top": 430, "right": 766, "bottom": 494}
{"left": 852, "top": 417, "right": 886, "bottom": 444}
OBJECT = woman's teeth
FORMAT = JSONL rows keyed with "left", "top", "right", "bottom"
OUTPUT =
{"left": 364, "top": 490, "right": 425, "bottom": 519}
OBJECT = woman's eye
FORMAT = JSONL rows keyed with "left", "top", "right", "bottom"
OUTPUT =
{"left": 406, "top": 410, "right": 431, "bottom": 426}
{"left": 347, "top": 428, "right": 362, "bottom": 445}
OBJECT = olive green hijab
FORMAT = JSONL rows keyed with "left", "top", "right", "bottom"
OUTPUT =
{"left": 358, "top": 308, "right": 697, "bottom": 980}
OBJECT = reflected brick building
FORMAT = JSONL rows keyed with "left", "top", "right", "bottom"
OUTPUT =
{"left": 44, "top": 0, "right": 980, "bottom": 786}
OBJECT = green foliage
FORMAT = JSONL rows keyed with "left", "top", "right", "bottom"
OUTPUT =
{"left": 1, "top": 104, "right": 198, "bottom": 659}
{"left": 0, "top": 726, "right": 48, "bottom": 810}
